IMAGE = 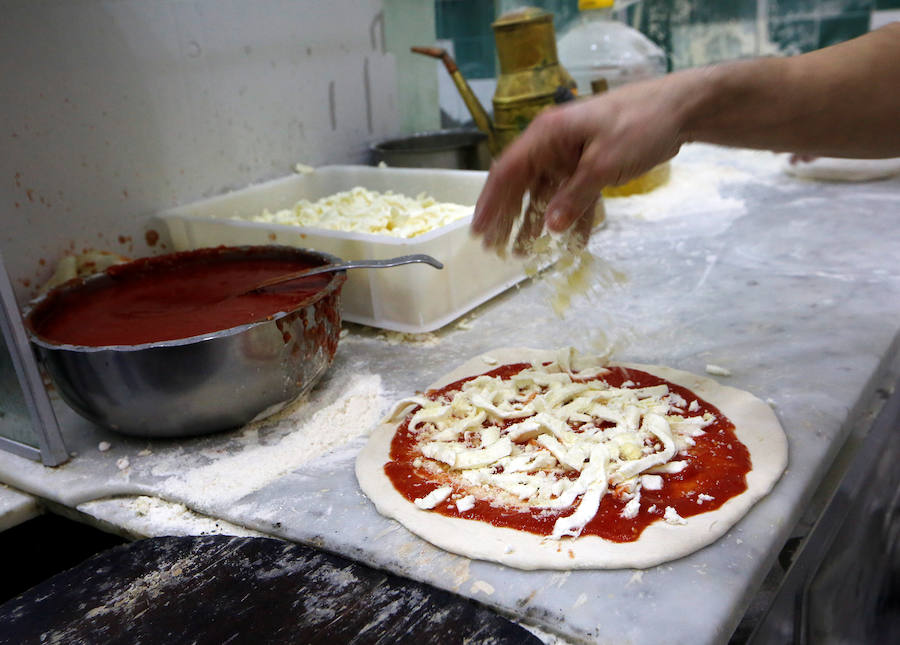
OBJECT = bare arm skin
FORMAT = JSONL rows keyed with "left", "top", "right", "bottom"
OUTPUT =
{"left": 471, "top": 24, "right": 900, "bottom": 250}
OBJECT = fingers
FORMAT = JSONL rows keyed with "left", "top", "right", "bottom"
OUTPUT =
{"left": 544, "top": 138, "right": 620, "bottom": 233}
{"left": 473, "top": 102, "right": 606, "bottom": 250}
{"left": 472, "top": 170, "right": 526, "bottom": 251}
{"left": 473, "top": 108, "right": 575, "bottom": 250}
{"left": 513, "top": 174, "right": 556, "bottom": 256}
{"left": 567, "top": 203, "right": 595, "bottom": 252}
{"left": 544, "top": 172, "right": 603, "bottom": 234}
{"left": 472, "top": 145, "right": 532, "bottom": 249}
{"left": 789, "top": 153, "right": 817, "bottom": 165}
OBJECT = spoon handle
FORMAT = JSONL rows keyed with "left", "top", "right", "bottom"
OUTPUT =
{"left": 252, "top": 254, "right": 443, "bottom": 291}
{"left": 323, "top": 254, "right": 444, "bottom": 274}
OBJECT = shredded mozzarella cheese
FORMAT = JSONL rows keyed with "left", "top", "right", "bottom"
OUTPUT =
{"left": 243, "top": 186, "right": 471, "bottom": 238}
{"left": 392, "top": 349, "right": 717, "bottom": 539}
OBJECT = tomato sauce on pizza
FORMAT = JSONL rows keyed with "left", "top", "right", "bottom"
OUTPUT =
{"left": 384, "top": 362, "right": 751, "bottom": 543}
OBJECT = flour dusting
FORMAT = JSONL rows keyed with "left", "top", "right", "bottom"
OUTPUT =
{"left": 80, "top": 496, "right": 264, "bottom": 538}
{"left": 606, "top": 162, "right": 746, "bottom": 221}
{"left": 604, "top": 144, "right": 781, "bottom": 221}
{"left": 157, "top": 373, "right": 385, "bottom": 506}
{"left": 82, "top": 554, "right": 196, "bottom": 620}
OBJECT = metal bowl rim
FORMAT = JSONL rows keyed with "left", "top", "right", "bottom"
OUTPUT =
{"left": 24, "top": 245, "right": 346, "bottom": 353}
{"left": 370, "top": 128, "right": 487, "bottom": 154}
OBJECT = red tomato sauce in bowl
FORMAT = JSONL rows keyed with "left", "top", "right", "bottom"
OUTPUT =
{"left": 27, "top": 246, "right": 337, "bottom": 347}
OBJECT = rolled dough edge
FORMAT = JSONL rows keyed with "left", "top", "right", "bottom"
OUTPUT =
{"left": 355, "top": 347, "right": 788, "bottom": 570}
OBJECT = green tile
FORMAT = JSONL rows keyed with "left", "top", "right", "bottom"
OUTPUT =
{"left": 436, "top": 0, "right": 494, "bottom": 38}
{"left": 635, "top": 0, "right": 678, "bottom": 66}
{"left": 539, "top": 0, "right": 580, "bottom": 32}
{"left": 687, "top": 0, "right": 757, "bottom": 22}
{"left": 819, "top": 0, "right": 874, "bottom": 14}
{"left": 435, "top": 0, "right": 497, "bottom": 79}
{"left": 768, "top": 0, "right": 817, "bottom": 19}
{"left": 769, "top": 17, "right": 819, "bottom": 54}
{"left": 818, "top": 12, "right": 872, "bottom": 48}
{"left": 453, "top": 35, "right": 496, "bottom": 79}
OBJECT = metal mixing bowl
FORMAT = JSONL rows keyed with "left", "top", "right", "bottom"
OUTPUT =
{"left": 24, "top": 246, "right": 346, "bottom": 438}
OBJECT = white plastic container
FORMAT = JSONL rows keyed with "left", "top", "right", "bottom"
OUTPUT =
{"left": 557, "top": 0, "right": 666, "bottom": 95}
{"left": 157, "top": 165, "right": 543, "bottom": 333}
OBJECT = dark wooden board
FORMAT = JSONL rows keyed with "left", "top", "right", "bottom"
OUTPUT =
{"left": 0, "top": 535, "right": 543, "bottom": 644}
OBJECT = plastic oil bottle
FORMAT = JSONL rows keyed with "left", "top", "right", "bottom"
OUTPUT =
{"left": 556, "top": 0, "right": 670, "bottom": 196}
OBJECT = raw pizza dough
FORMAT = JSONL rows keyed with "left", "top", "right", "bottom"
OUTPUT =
{"left": 783, "top": 156, "right": 900, "bottom": 182}
{"left": 355, "top": 348, "right": 788, "bottom": 570}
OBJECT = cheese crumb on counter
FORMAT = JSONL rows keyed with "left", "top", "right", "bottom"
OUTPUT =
{"left": 244, "top": 187, "right": 472, "bottom": 239}
{"left": 705, "top": 364, "right": 732, "bottom": 377}
{"left": 375, "top": 331, "right": 440, "bottom": 346}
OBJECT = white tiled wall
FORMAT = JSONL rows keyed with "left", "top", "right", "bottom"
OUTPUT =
{"left": 871, "top": 9, "right": 900, "bottom": 28}
{"left": 1, "top": 0, "right": 404, "bottom": 302}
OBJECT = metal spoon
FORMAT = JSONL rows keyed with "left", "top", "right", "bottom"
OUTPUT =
{"left": 249, "top": 253, "right": 443, "bottom": 292}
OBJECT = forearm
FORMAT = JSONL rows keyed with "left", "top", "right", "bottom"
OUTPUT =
{"left": 678, "top": 23, "right": 900, "bottom": 158}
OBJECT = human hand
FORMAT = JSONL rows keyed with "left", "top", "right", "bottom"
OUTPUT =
{"left": 471, "top": 75, "right": 691, "bottom": 254}
{"left": 788, "top": 153, "right": 818, "bottom": 165}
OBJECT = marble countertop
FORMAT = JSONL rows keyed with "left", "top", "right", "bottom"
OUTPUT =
{"left": 0, "top": 145, "right": 898, "bottom": 644}
{"left": 0, "top": 484, "right": 41, "bottom": 532}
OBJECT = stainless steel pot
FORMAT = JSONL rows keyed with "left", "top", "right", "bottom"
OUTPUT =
{"left": 369, "top": 128, "right": 490, "bottom": 170}
{"left": 24, "top": 246, "right": 346, "bottom": 438}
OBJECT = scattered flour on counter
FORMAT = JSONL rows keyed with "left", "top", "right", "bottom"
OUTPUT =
{"left": 156, "top": 373, "right": 385, "bottom": 506}
{"left": 470, "top": 580, "right": 496, "bottom": 596}
{"left": 442, "top": 556, "right": 472, "bottom": 592}
{"left": 520, "top": 621, "right": 579, "bottom": 645}
{"left": 604, "top": 145, "right": 781, "bottom": 222}
{"left": 79, "top": 496, "right": 264, "bottom": 539}
{"left": 81, "top": 554, "right": 196, "bottom": 620}
{"left": 605, "top": 162, "right": 747, "bottom": 221}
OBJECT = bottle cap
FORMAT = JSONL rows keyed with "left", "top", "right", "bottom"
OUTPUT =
{"left": 590, "top": 78, "right": 609, "bottom": 94}
{"left": 578, "top": 0, "right": 614, "bottom": 10}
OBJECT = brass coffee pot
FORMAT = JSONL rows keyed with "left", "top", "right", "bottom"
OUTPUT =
{"left": 413, "top": 7, "right": 575, "bottom": 157}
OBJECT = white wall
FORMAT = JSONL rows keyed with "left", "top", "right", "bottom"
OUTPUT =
{"left": 1, "top": 0, "right": 402, "bottom": 302}
{"left": 384, "top": 0, "right": 440, "bottom": 134}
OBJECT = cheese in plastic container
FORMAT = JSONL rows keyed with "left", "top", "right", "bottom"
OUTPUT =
{"left": 156, "top": 165, "right": 546, "bottom": 333}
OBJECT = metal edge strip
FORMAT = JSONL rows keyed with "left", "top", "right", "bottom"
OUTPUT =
{"left": 0, "top": 252, "right": 69, "bottom": 466}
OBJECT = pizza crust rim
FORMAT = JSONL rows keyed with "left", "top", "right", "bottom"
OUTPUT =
{"left": 354, "top": 347, "right": 789, "bottom": 570}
